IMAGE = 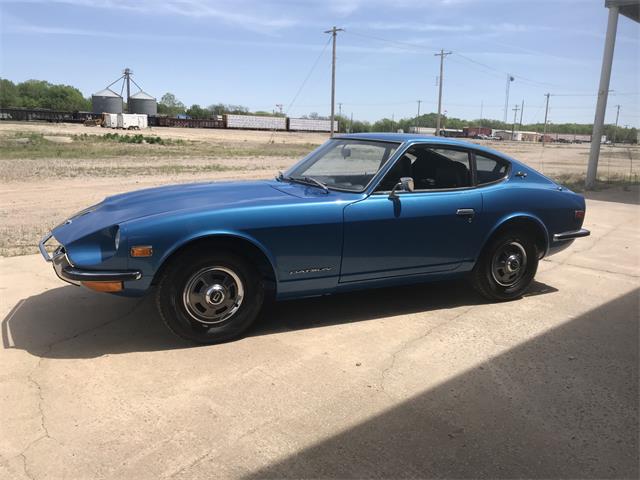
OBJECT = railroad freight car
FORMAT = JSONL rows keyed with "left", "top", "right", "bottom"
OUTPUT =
{"left": 287, "top": 117, "right": 337, "bottom": 132}
{"left": 463, "top": 127, "right": 492, "bottom": 137}
{"left": 225, "top": 114, "right": 287, "bottom": 130}
{"left": 154, "top": 116, "right": 225, "bottom": 128}
{"left": 0, "top": 108, "right": 98, "bottom": 123}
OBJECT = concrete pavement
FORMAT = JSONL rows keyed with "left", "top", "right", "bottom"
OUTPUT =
{"left": 0, "top": 187, "right": 638, "bottom": 479}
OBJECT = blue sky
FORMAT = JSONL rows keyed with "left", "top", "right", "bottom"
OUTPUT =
{"left": 1, "top": 0, "right": 638, "bottom": 126}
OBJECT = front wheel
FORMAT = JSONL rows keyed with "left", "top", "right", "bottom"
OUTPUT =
{"left": 156, "top": 250, "right": 264, "bottom": 344}
{"left": 472, "top": 230, "right": 539, "bottom": 301}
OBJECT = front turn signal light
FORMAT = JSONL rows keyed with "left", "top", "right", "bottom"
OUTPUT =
{"left": 82, "top": 281, "right": 123, "bottom": 292}
{"left": 130, "top": 245, "right": 153, "bottom": 257}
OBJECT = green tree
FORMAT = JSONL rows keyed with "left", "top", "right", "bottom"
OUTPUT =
{"left": 186, "top": 104, "right": 210, "bottom": 119}
{"left": 4, "top": 79, "right": 90, "bottom": 111}
{"left": 372, "top": 118, "right": 396, "bottom": 132}
{"left": 0, "top": 79, "right": 20, "bottom": 108}
{"left": 158, "top": 92, "right": 186, "bottom": 116}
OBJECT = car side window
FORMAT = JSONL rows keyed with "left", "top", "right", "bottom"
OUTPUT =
{"left": 376, "top": 145, "right": 472, "bottom": 191}
{"left": 475, "top": 153, "right": 509, "bottom": 185}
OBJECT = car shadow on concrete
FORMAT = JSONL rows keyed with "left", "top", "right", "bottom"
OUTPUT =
{"left": 2, "top": 280, "right": 557, "bottom": 359}
{"left": 253, "top": 279, "right": 557, "bottom": 337}
{"left": 245, "top": 288, "right": 640, "bottom": 479}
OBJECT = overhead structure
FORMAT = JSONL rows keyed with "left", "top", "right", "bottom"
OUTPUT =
{"left": 91, "top": 88, "right": 123, "bottom": 114}
{"left": 586, "top": 0, "right": 639, "bottom": 189}
{"left": 92, "top": 68, "right": 157, "bottom": 115}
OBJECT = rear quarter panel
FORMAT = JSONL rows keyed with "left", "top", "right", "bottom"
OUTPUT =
{"left": 477, "top": 178, "right": 586, "bottom": 259}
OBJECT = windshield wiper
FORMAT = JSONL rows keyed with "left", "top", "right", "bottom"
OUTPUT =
{"left": 287, "top": 176, "right": 329, "bottom": 193}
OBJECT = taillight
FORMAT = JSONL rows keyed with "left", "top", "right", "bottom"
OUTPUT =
{"left": 575, "top": 210, "right": 585, "bottom": 221}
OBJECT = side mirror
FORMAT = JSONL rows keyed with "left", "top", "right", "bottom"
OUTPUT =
{"left": 389, "top": 177, "right": 414, "bottom": 198}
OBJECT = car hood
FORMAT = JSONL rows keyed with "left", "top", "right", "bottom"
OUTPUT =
{"left": 52, "top": 180, "right": 321, "bottom": 245}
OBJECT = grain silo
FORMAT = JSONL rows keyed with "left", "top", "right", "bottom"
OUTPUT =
{"left": 129, "top": 90, "right": 157, "bottom": 115}
{"left": 92, "top": 88, "right": 123, "bottom": 114}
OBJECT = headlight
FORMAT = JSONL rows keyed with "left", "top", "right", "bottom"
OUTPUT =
{"left": 114, "top": 228, "right": 121, "bottom": 251}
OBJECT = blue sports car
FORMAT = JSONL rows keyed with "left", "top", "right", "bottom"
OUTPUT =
{"left": 40, "top": 133, "right": 590, "bottom": 343}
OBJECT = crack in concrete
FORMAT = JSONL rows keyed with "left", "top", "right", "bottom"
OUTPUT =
{"left": 13, "top": 298, "right": 145, "bottom": 480}
{"left": 19, "top": 452, "right": 35, "bottom": 480}
{"left": 378, "top": 306, "right": 475, "bottom": 395}
{"left": 167, "top": 422, "right": 270, "bottom": 478}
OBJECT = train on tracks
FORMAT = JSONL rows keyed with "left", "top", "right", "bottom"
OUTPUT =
{"left": 0, "top": 107, "right": 338, "bottom": 133}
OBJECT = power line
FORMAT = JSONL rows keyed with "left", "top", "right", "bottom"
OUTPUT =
{"left": 284, "top": 36, "right": 332, "bottom": 115}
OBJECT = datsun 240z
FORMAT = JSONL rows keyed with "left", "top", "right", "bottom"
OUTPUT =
{"left": 40, "top": 134, "right": 590, "bottom": 343}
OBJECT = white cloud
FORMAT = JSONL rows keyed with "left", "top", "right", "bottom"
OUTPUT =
{"left": 3, "top": 0, "right": 299, "bottom": 32}
{"left": 353, "top": 21, "right": 473, "bottom": 33}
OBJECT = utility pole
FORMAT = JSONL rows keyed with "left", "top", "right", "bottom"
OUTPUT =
{"left": 504, "top": 74, "right": 514, "bottom": 123}
{"left": 480, "top": 100, "right": 484, "bottom": 127}
{"left": 511, "top": 104, "right": 520, "bottom": 141}
{"left": 415, "top": 100, "right": 422, "bottom": 131}
{"left": 338, "top": 102, "right": 342, "bottom": 118}
{"left": 349, "top": 112, "right": 353, "bottom": 133}
{"left": 434, "top": 49, "right": 452, "bottom": 136}
{"left": 542, "top": 93, "right": 551, "bottom": 146}
{"left": 519, "top": 99, "right": 524, "bottom": 128}
{"left": 275, "top": 104, "right": 283, "bottom": 115}
{"left": 324, "top": 26, "right": 344, "bottom": 137}
{"left": 613, "top": 104, "right": 621, "bottom": 144}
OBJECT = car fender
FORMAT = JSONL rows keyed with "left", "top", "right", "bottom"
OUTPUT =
{"left": 156, "top": 229, "right": 279, "bottom": 283}
{"left": 479, "top": 212, "right": 550, "bottom": 259}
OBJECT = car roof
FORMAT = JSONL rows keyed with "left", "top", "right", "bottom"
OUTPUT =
{"left": 334, "top": 132, "right": 516, "bottom": 163}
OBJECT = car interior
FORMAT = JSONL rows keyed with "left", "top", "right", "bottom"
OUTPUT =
{"left": 377, "top": 146, "right": 473, "bottom": 191}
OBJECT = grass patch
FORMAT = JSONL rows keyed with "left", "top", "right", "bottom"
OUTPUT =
{"left": 0, "top": 132, "right": 318, "bottom": 160}
{"left": 46, "top": 163, "right": 241, "bottom": 178}
{"left": 75, "top": 132, "right": 186, "bottom": 145}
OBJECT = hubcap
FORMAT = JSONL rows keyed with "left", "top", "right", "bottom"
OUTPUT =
{"left": 491, "top": 241, "right": 528, "bottom": 287}
{"left": 182, "top": 267, "right": 244, "bottom": 325}
{"left": 205, "top": 284, "right": 226, "bottom": 305}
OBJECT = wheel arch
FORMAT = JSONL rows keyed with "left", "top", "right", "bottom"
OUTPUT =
{"left": 152, "top": 232, "right": 278, "bottom": 294}
{"left": 479, "top": 214, "right": 550, "bottom": 261}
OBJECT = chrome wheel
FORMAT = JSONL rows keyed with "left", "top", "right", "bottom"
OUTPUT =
{"left": 491, "top": 241, "right": 528, "bottom": 287}
{"left": 182, "top": 266, "right": 244, "bottom": 325}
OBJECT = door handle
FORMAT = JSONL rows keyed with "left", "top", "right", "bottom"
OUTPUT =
{"left": 456, "top": 208, "right": 475, "bottom": 222}
{"left": 456, "top": 208, "right": 475, "bottom": 216}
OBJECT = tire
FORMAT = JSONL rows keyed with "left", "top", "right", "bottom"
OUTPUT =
{"left": 472, "top": 229, "right": 539, "bottom": 301}
{"left": 156, "top": 249, "right": 264, "bottom": 344}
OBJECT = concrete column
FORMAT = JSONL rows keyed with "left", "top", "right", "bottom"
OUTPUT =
{"left": 586, "top": 6, "right": 619, "bottom": 189}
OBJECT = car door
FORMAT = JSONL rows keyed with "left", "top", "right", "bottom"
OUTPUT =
{"left": 340, "top": 144, "right": 484, "bottom": 283}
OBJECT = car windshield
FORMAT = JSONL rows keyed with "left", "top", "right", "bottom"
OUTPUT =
{"left": 284, "top": 139, "right": 399, "bottom": 192}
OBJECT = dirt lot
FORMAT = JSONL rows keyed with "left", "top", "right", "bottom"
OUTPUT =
{"left": 0, "top": 185, "right": 638, "bottom": 479}
{"left": 1, "top": 121, "right": 639, "bottom": 256}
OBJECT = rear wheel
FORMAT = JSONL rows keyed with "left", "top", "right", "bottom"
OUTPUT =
{"left": 472, "top": 229, "right": 538, "bottom": 301}
{"left": 156, "top": 249, "right": 264, "bottom": 344}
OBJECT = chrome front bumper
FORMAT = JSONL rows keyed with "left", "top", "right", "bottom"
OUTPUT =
{"left": 39, "top": 233, "right": 142, "bottom": 286}
{"left": 553, "top": 228, "right": 591, "bottom": 242}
